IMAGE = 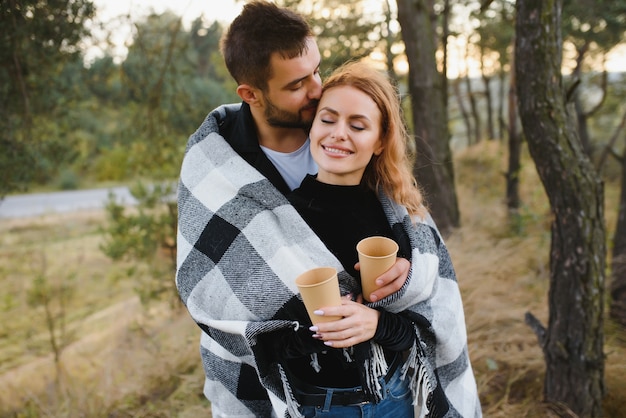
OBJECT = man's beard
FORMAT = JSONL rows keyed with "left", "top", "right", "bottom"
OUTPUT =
{"left": 264, "top": 96, "right": 318, "bottom": 130}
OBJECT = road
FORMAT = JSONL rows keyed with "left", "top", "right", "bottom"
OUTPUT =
{"left": 0, "top": 187, "right": 138, "bottom": 219}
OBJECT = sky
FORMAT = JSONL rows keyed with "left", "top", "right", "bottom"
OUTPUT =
{"left": 86, "top": 0, "right": 626, "bottom": 73}
{"left": 93, "top": 0, "right": 243, "bottom": 24}
{"left": 85, "top": 0, "right": 243, "bottom": 63}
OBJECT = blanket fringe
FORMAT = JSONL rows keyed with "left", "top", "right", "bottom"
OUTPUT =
{"left": 361, "top": 343, "right": 388, "bottom": 403}
{"left": 342, "top": 347, "right": 353, "bottom": 362}
{"left": 279, "top": 364, "right": 304, "bottom": 418}
{"left": 402, "top": 337, "right": 432, "bottom": 418}
{"left": 309, "top": 352, "right": 321, "bottom": 373}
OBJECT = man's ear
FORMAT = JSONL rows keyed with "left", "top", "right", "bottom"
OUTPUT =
{"left": 237, "top": 84, "right": 261, "bottom": 107}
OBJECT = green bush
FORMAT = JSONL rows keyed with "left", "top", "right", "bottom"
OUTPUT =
{"left": 99, "top": 181, "right": 178, "bottom": 306}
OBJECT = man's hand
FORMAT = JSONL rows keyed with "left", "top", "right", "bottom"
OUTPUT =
{"left": 355, "top": 257, "right": 410, "bottom": 302}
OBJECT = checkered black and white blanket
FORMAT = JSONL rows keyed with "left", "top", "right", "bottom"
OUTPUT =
{"left": 175, "top": 105, "right": 482, "bottom": 417}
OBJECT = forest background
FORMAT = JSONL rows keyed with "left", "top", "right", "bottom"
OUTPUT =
{"left": 1, "top": 0, "right": 626, "bottom": 416}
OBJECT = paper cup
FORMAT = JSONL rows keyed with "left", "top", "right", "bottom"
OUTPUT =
{"left": 295, "top": 267, "right": 342, "bottom": 323}
{"left": 357, "top": 236, "right": 399, "bottom": 301}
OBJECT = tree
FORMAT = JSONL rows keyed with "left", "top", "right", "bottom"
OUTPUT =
{"left": 610, "top": 132, "right": 626, "bottom": 327}
{"left": 279, "top": 0, "right": 382, "bottom": 75}
{"left": 463, "top": 37, "right": 482, "bottom": 145}
{"left": 602, "top": 108, "right": 626, "bottom": 327}
{"left": 396, "top": 0, "right": 460, "bottom": 235}
{"left": 451, "top": 76, "right": 474, "bottom": 147}
{"left": 474, "top": 0, "right": 516, "bottom": 142}
{"left": 562, "top": 0, "right": 626, "bottom": 159}
{"left": 516, "top": 0, "right": 606, "bottom": 415}
{"left": 477, "top": 0, "right": 520, "bottom": 216}
{"left": 0, "top": 0, "right": 95, "bottom": 197}
{"left": 118, "top": 12, "right": 236, "bottom": 179}
{"left": 27, "top": 252, "right": 76, "bottom": 383}
{"left": 505, "top": 51, "right": 521, "bottom": 215}
{"left": 100, "top": 182, "right": 178, "bottom": 306}
{"left": 382, "top": 0, "right": 400, "bottom": 81}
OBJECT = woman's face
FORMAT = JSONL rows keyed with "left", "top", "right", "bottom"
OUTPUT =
{"left": 309, "top": 85, "right": 383, "bottom": 185}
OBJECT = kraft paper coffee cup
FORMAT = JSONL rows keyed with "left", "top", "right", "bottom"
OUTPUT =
{"left": 357, "top": 236, "right": 399, "bottom": 301}
{"left": 295, "top": 267, "right": 342, "bottom": 323}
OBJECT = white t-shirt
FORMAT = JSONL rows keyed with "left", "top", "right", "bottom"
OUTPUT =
{"left": 260, "top": 139, "right": 318, "bottom": 191}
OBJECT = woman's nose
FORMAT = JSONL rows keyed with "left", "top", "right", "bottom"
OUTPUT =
{"left": 331, "top": 124, "right": 347, "bottom": 140}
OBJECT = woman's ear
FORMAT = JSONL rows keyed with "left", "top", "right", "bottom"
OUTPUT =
{"left": 374, "top": 142, "right": 384, "bottom": 156}
{"left": 237, "top": 84, "right": 261, "bottom": 107}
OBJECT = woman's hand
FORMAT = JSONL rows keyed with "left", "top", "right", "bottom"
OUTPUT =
{"left": 355, "top": 257, "right": 410, "bottom": 302}
{"left": 309, "top": 299, "right": 380, "bottom": 348}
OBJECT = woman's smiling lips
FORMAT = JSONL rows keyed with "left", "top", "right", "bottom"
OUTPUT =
{"left": 322, "top": 144, "right": 353, "bottom": 156}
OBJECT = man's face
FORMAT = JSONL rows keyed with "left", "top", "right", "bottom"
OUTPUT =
{"left": 262, "top": 37, "right": 322, "bottom": 130}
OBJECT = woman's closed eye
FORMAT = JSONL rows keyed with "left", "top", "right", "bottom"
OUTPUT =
{"left": 320, "top": 119, "right": 367, "bottom": 132}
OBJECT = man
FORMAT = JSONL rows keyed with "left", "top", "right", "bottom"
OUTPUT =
{"left": 175, "top": 2, "right": 411, "bottom": 416}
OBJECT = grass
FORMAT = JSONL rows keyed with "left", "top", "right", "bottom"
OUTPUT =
{"left": 0, "top": 140, "right": 625, "bottom": 417}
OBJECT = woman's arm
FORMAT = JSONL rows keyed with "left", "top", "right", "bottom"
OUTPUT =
{"left": 372, "top": 309, "right": 415, "bottom": 351}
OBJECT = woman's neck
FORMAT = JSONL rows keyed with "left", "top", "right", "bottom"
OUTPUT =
{"left": 315, "top": 170, "right": 362, "bottom": 186}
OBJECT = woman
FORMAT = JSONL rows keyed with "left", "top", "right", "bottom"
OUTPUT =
{"left": 270, "top": 61, "right": 482, "bottom": 417}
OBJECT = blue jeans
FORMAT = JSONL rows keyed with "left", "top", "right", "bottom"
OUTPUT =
{"left": 298, "top": 365, "right": 413, "bottom": 418}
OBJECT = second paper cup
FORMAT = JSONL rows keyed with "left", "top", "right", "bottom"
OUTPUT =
{"left": 357, "top": 236, "right": 399, "bottom": 301}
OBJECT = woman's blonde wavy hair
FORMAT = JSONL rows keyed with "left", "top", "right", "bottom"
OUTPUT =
{"left": 321, "top": 60, "right": 427, "bottom": 218}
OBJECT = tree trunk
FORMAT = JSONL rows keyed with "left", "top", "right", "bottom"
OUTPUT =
{"left": 396, "top": 0, "right": 460, "bottom": 235}
{"left": 497, "top": 70, "right": 506, "bottom": 141}
{"left": 382, "top": 0, "right": 397, "bottom": 81}
{"left": 482, "top": 74, "right": 495, "bottom": 140}
{"left": 610, "top": 146, "right": 626, "bottom": 327}
{"left": 598, "top": 109, "right": 626, "bottom": 327}
{"left": 575, "top": 94, "right": 594, "bottom": 157}
{"left": 506, "top": 53, "right": 520, "bottom": 211}
{"left": 515, "top": 0, "right": 606, "bottom": 416}
{"left": 441, "top": 0, "right": 449, "bottom": 123}
{"left": 571, "top": 43, "right": 594, "bottom": 159}
{"left": 464, "top": 73, "right": 482, "bottom": 144}
{"left": 480, "top": 44, "right": 495, "bottom": 141}
{"left": 453, "top": 77, "right": 473, "bottom": 147}
{"left": 597, "top": 108, "right": 626, "bottom": 172}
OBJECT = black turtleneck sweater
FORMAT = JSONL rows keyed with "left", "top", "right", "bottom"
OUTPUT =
{"left": 282, "top": 174, "right": 415, "bottom": 387}
{"left": 289, "top": 175, "right": 398, "bottom": 277}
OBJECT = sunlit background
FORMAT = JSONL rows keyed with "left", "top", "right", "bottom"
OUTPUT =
{"left": 85, "top": 0, "right": 243, "bottom": 63}
{"left": 2, "top": 1, "right": 626, "bottom": 417}
{"left": 86, "top": 0, "right": 626, "bottom": 77}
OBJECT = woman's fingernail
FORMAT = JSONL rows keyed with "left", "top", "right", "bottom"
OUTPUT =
{"left": 309, "top": 326, "right": 318, "bottom": 332}
{"left": 324, "top": 341, "right": 333, "bottom": 346}
{"left": 313, "top": 310, "right": 324, "bottom": 316}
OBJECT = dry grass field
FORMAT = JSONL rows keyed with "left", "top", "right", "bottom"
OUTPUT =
{"left": 1, "top": 141, "right": 625, "bottom": 417}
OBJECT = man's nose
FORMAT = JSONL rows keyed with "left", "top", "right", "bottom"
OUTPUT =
{"left": 308, "top": 75, "right": 322, "bottom": 100}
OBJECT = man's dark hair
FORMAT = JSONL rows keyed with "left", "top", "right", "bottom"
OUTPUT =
{"left": 220, "top": 1, "right": 314, "bottom": 91}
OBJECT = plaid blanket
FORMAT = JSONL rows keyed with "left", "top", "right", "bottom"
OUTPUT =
{"left": 175, "top": 105, "right": 482, "bottom": 417}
